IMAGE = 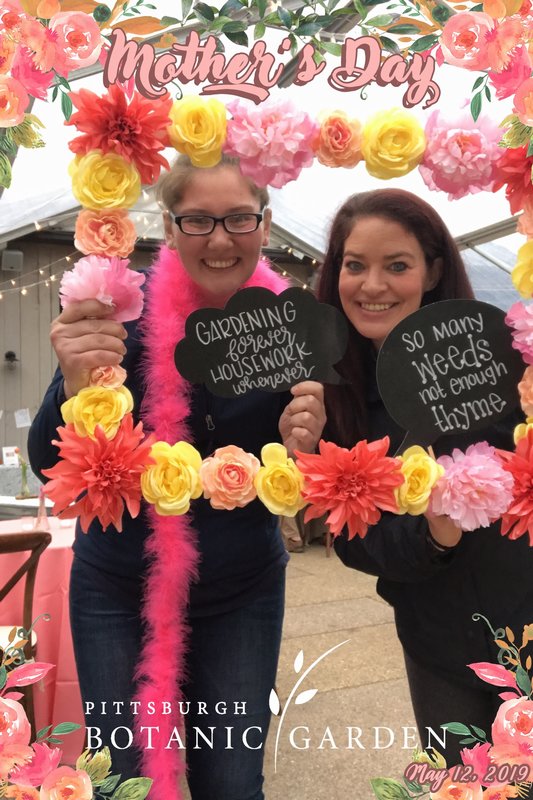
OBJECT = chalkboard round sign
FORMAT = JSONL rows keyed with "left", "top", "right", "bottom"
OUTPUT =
{"left": 174, "top": 286, "right": 348, "bottom": 398}
{"left": 376, "top": 299, "right": 523, "bottom": 449}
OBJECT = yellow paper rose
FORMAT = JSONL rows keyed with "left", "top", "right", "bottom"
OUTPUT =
{"left": 361, "top": 109, "right": 426, "bottom": 179}
{"left": 167, "top": 96, "right": 227, "bottom": 168}
{"left": 514, "top": 416, "right": 533, "bottom": 444}
{"left": 141, "top": 441, "right": 203, "bottom": 515}
{"left": 61, "top": 386, "right": 133, "bottom": 439}
{"left": 512, "top": 240, "right": 533, "bottom": 298}
{"left": 254, "top": 443, "right": 305, "bottom": 517}
{"left": 395, "top": 445, "right": 444, "bottom": 515}
{"left": 69, "top": 150, "right": 141, "bottom": 210}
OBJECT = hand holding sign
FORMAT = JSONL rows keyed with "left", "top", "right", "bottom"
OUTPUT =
{"left": 174, "top": 287, "right": 348, "bottom": 398}
{"left": 377, "top": 300, "right": 524, "bottom": 450}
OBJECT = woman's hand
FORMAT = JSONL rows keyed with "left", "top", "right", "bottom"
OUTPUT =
{"left": 50, "top": 300, "right": 128, "bottom": 398}
{"left": 279, "top": 381, "right": 326, "bottom": 457}
{"left": 425, "top": 512, "right": 463, "bottom": 549}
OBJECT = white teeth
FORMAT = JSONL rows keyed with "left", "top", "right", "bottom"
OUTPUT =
{"left": 360, "top": 303, "right": 394, "bottom": 311}
{"left": 204, "top": 260, "right": 237, "bottom": 269}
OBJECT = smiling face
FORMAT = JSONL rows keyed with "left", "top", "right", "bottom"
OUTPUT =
{"left": 163, "top": 165, "right": 271, "bottom": 305}
{"left": 338, "top": 216, "right": 441, "bottom": 349}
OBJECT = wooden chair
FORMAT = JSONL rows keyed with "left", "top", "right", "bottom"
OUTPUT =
{"left": 0, "top": 530, "right": 52, "bottom": 736}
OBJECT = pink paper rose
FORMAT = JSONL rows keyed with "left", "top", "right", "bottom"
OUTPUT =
{"left": 0, "top": 697, "right": 31, "bottom": 748}
{"left": 200, "top": 445, "right": 260, "bottom": 510}
{"left": 419, "top": 110, "right": 503, "bottom": 200}
{"left": 489, "top": 45, "right": 531, "bottom": 99}
{"left": 11, "top": 46, "right": 54, "bottom": 100}
{"left": 440, "top": 11, "right": 494, "bottom": 70}
{"left": 49, "top": 11, "right": 103, "bottom": 75}
{"left": 505, "top": 301, "right": 533, "bottom": 364}
{"left": 19, "top": 18, "right": 61, "bottom": 73}
{"left": 518, "top": 365, "right": 533, "bottom": 416}
{"left": 40, "top": 766, "right": 93, "bottom": 800}
{"left": 224, "top": 98, "right": 318, "bottom": 188}
{"left": 74, "top": 209, "right": 137, "bottom": 258}
{"left": 0, "top": 75, "right": 29, "bottom": 127}
{"left": 490, "top": 697, "right": 533, "bottom": 771}
{"left": 89, "top": 365, "right": 127, "bottom": 389}
{"left": 59, "top": 254, "right": 145, "bottom": 322}
{"left": 9, "top": 742, "right": 61, "bottom": 787}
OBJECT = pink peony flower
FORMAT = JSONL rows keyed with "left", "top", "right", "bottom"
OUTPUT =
{"left": 11, "top": 46, "right": 54, "bottom": 100}
{"left": 440, "top": 11, "right": 494, "bottom": 70}
{"left": 9, "top": 742, "right": 61, "bottom": 787}
{"left": 59, "top": 255, "right": 145, "bottom": 322}
{"left": 505, "top": 301, "right": 533, "bottom": 364}
{"left": 200, "top": 445, "right": 260, "bottom": 510}
{"left": 0, "top": 744, "right": 33, "bottom": 781}
{"left": 0, "top": 75, "right": 29, "bottom": 127}
{"left": 48, "top": 11, "right": 103, "bottom": 75}
{"left": 489, "top": 45, "right": 531, "bottom": 99}
{"left": 19, "top": 18, "right": 62, "bottom": 73}
{"left": 490, "top": 698, "right": 533, "bottom": 771}
{"left": 419, "top": 110, "right": 503, "bottom": 200}
{"left": 485, "top": 18, "right": 524, "bottom": 71}
{"left": 223, "top": 98, "right": 318, "bottom": 188}
{"left": 89, "top": 364, "right": 127, "bottom": 389}
{"left": 513, "top": 76, "right": 533, "bottom": 125}
{"left": 498, "top": 428, "right": 533, "bottom": 544}
{"left": 429, "top": 442, "right": 514, "bottom": 530}
{"left": 40, "top": 765, "right": 93, "bottom": 800}
{"left": 461, "top": 743, "right": 493, "bottom": 785}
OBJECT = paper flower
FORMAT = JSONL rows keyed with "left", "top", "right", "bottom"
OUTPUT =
{"left": 0, "top": 75, "right": 29, "bottom": 127}
{"left": 489, "top": 46, "right": 531, "bottom": 99}
{"left": 48, "top": 11, "right": 103, "bottom": 75}
{"left": 10, "top": 46, "right": 54, "bottom": 100}
{"left": 9, "top": 742, "right": 61, "bottom": 787}
{"left": 511, "top": 241, "right": 533, "bottom": 298}
{"left": 419, "top": 111, "right": 503, "bottom": 200}
{"left": 429, "top": 776, "right": 483, "bottom": 799}
{"left": 74, "top": 209, "right": 137, "bottom": 258}
{"left": 43, "top": 414, "right": 154, "bottom": 532}
{"left": 395, "top": 445, "right": 444, "bottom": 515}
{"left": 513, "top": 416, "right": 533, "bottom": 443}
{"left": 19, "top": 18, "right": 62, "bottom": 73}
{"left": 4, "top": 785, "right": 40, "bottom": 799}
{"left": 490, "top": 698, "right": 533, "bottom": 771}
{"left": 313, "top": 111, "right": 363, "bottom": 168}
{"left": 59, "top": 254, "right": 145, "bottom": 322}
{"left": 69, "top": 150, "right": 141, "bottom": 210}
{"left": 505, "top": 301, "right": 533, "bottom": 362}
{"left": 492, "top": 145, "right": 533, "bottom": 215}
{"left": 224, "top": 98, "right": 318, "bottom": 188}
{"left": 429, "top": 443, "right": 514, "bottom": 531}
{"left": 499, "top": 429, "right": 533, "bottom": 544}
{"left": 0, "top": 34, "right": 15, "bottom": 74}
{"left": 39, "top": 766, "right": 93, "bottom": 800}
{"left": 518, "top": 366, "right": 533, "bottom": 416}
{"left": 518, "top": 198, "right": 533, "bottom": 238}
{"left": 361, "top": 109, "right": 426, "bottom": 180}
{"left": 513, "top": 77, "right": 533, "bottom": 128}
{"left": 67, "top": 86, "right": 172, "bottom": 185}
{"left": 200, "top": 445, "right": 260, "bottom": 510}
{"left": 0, "top": 697, "right": 31, "bottom": 748}
{"left": 141, "top": 441, "right": 203, "bottom": 516}
{"left": 440, "top": 11, "right": 493, "bottom": 70}
{"left": 61, "top": 386, "right": 133, "bottom": 440}
{"left": 88, "top": 365, "right": 127, "bottom": 390}
{"left": 296, "top": 438, "right": 403, "bottom": 539}
{"left": 254, "top": 443, "right": 305, "bottom": 516}
{"left": 167, "top": 95, "right": 227, "bottom": 168}
{"left": 460, "top": 743, "right": 493, "bottom": 785}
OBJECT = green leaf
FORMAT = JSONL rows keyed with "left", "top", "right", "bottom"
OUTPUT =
{"left": 366, "top": 13, "right": 396, "bottom": 25}
{"left": 0, "top": 666, "right": 6, "bottom": 691}
{"left": 61, "top": 91, "right": 73, "bottom": 121}
{"left": 99, "top": 774, "right": 122, "bottom": 794}
{"left": 218, "top": 0, "right": 242, "bottom": 15}
{"left": 470, "top": 725, "right": 487, "bottom": 739}
{"left": 320, "top": 41, "right": 342, "bottom": 56}
{"left": 0, "top": 152, "right": 12, "bottom": 189}
{"left": 181, "top": 0, "right": 192, "bottom": 18}
{"left": 371, "top": 777, "right": 411, "bottom": 800}
{"left": 36, "top": 725, "right": 53, "bottom": 740}
{"left": 527, "top": 138, "right": 533, "bottom": 157}
{"left": 470, "top": 2, "right": 483, "bottom": 8}
{"left": 254, "top": 20, "right": 265, "bottom": 38}
{"left": 111, "top": 777, "right": 153, "bottom": 800}
{"left": 256, "top": 0, "right": 267, "bottom": 18}
{"left": 160, "top": 15, "right": 179, "bottom": 24}
{"left": 408, "top": 33, "right": 438, "bottom": 51}
{"left": 380, "top": 35, "right": 400, "bottom": 53}
{"left": 516, "top": 665, "right": 532, "bottom": 696}
{"left": 313, "top": 49, "right": 325, "bottom": 65}
{"left": 387, "top": 22, "right": 421, "bottom": 33}
{"left": 57, "top": 75, "right": 71, "bottom": 90}
{"left": 459, "top": 736, "right": 478, "bottom": 744}
{"left": 52, "top": 85, "right": 59, "bottom": 102}
{"left": 277, "top": 6, "right": 292, "bottom": 27}
{"left": 470, "top": 91, "right": 482, "bottom": 122}
{"left": 221, "top": 19, "right": 246, "bottom": 31}
{"left": 484, "top": 85, "right": 491, "bottom": 101}
{"left": 194, "top": 2, "right": 214, "bottom": 20}
{"left": 443, "top": 722, "right": 471, "bottom": 736}
{"left": 472, "top": 75, "right": 485, "bottom": 91}
{"left": 224, "top": 30, "right": 248, "bottom": 45}
{"left": 431, "top": 4, "right": 452, "bottom": 23}
{"left": 47, "top": 737, "right": 63, "bottom": 745}
{"left": 294, "top": 21, "right": 322, "bottom": 35}
{"left": 52, "top": 722, "right": 82, "bottom": 735}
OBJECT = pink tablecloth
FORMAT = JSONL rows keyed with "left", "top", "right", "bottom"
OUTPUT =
{"left": 0, "top": 517, "right": 85, "bottom": 763}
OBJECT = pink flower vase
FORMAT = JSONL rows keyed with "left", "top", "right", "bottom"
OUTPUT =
{"left": 34, "top": 485, "right": 50, "bottom": 531}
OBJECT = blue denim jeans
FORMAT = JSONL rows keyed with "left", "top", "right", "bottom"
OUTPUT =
{"left": 69, "top": 557, "right": 285, "bottom": 800}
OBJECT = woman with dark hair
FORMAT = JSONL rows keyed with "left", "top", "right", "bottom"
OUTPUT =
{"left": 317, "top": 188, "right": 533, "bottom": 767}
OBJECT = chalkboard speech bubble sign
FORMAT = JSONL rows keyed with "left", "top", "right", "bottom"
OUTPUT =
{"left": 376, "top": 299, "right": 523, "bottom": 449}
{"left": 174, "top": 287, "right": 348, "bottom": 398}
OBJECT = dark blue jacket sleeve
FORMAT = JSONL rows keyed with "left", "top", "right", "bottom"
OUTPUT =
{"left": 27, "top": 368, "right": 66, "bottom": 482}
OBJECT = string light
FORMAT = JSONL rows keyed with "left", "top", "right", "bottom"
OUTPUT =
{"left": 21, "top": 288, "right": 27, "bottom": 295}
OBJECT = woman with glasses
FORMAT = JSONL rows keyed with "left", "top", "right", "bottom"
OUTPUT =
{"left": 28, "top": 154, "right": 326, "bottom": 800}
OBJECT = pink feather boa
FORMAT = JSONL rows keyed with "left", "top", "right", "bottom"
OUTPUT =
{"left": 135, "top": 246, "right": 287, "bottom": 799}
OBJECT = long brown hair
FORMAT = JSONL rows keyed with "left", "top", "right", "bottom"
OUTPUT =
{"left": 317, "top": 188, "right": 474, "bottom": 447}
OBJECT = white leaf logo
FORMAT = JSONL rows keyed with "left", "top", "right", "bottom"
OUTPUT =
{"left": 294, "top": 688, "right": 317, "bottom": 705}
{"left": 269, "top": 688, "right": 281, "bottom": 715}
{"left": 294, "top": 650, "right": 304, "bottom": 674}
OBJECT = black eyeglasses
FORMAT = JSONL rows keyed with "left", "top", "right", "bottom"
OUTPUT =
{"left": 172, "top": 213, "right": 263, "bottom": 235}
